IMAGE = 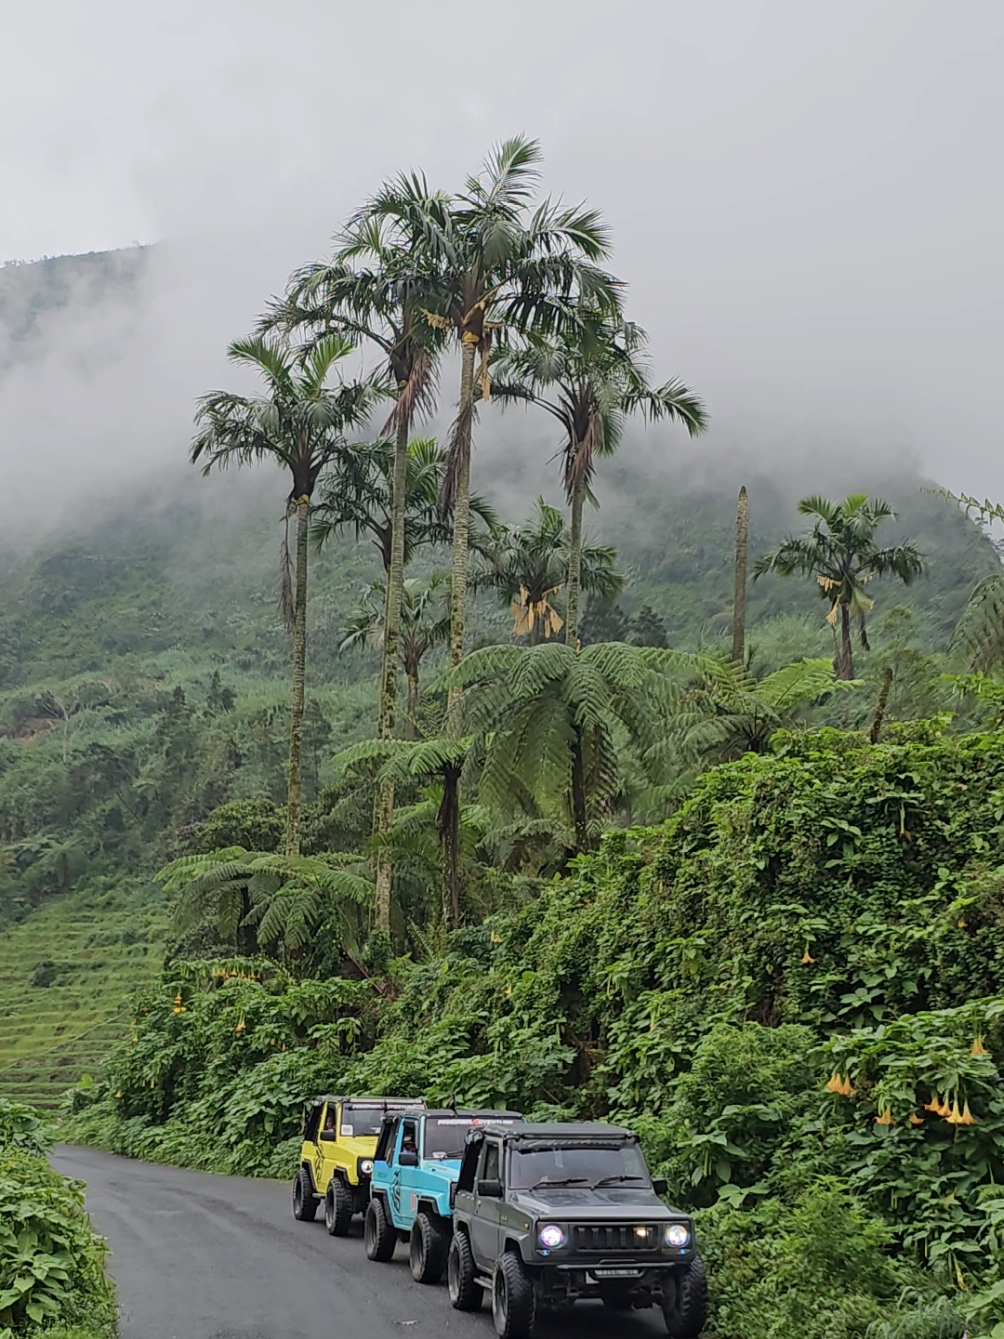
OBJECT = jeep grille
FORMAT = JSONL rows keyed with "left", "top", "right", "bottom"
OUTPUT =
{"left": 572, "top": 1224, "right": 661, "bottom": 1252}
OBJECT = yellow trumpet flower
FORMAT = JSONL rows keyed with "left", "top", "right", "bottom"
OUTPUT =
{"left": 972, "top": 1036, "right": 989, "bottom": 1057}
{"left": 945, "top": 1100, "right": 964, "bottom": 1125}
{"left": 801, "top": 948, "right": 816, "bottom": 965}
{"left": 875, "top": 1108, "right": 895, "bottom": 1125}
{"left": 959, "top": 1101, "right": 976, "bottom": 1126}
{"left": 825, "top": 1073, "right": 854, "bottom": 1097}
{"left": 172, "top": 1006, "right": 186, "bottom": 1015}
{"left": 908, "top": 1113, "right": 925, "bottom": 1126}
{"left": 174, "top": 994, "right": 183, "bottom": 1005}
{"left": 235, "top": 1019, "right": 246, "bottom": 1033}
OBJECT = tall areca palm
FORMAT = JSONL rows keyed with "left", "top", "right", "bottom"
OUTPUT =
{"left": 753, "top": 495, "right": 926, "bottom": 680}
{"left": 311, "top": 437, "right": 496, "bottom": 573}
{"left": 354, "top": 136, "right": 621, "bottom": 715}
{"left": 263, "top": 226, "right": 444, "bottom": 928}
{"left": 191, "top": 334, "right": 372, "bottom": 855}
{"left": 472, "top": 498, "right": 623, "bottom": 644}
{"left": 493, "top": 314, "right": 707, "bottom": 646}
{"left": 340, "top": 575, "right": 451, "bottom": 735}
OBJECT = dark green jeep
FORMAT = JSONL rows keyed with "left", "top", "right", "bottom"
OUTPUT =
{"left": 448, "top": 1121, "right": 706, "bottom": 1339}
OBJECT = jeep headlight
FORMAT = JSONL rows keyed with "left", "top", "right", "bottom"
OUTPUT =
{"left": 664, "top": 1223, "right": 690, "bottom": 1247}
{"left": 538, "top": 1224, "right": 567, "bottom": 1250}
{"left": 358, "top": 1158, "right": 375, "bottom": 1177}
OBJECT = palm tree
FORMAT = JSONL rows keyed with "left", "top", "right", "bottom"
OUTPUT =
{"left": 262, "top": 227, "right": 445, "bottom": 928}
{"left": 493, "top": 314, "right": 707, "bottom": 645}
{"left": 440, "top": 642, "right": 685, "bottom": 854}
{"left": 471, "top": 497, "right": 623, "bottom": 644}
{"left": 191, "top": 334, "right": 373, "bottom": 855}
{"left": 340, "top": 575, "right": 451, "bottom": 735}
{"left": 354, "top": 136, "right": 621, "bottom": 714}
{"left": 752, "top": 495, "right": 926, "bottom": 680}
{"left": 311, "top": 437, "right": 496, "bottom": 573}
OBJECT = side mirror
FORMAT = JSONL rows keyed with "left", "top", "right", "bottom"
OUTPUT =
{"left": 398, "top": 1149, "right": 419, "bottom": 1167}
{"left": 478, "top": 1178, "right": 503, "bottom": 1198}
{"left": 653, "top": 1177, "right": 668, "bottom": 1196}
{"left": 319, "top": 1131, "right": 336, "bottom": 1142}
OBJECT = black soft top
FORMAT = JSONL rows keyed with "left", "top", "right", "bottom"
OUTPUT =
{"left": 422, "top": 1109, "right": 522, "bottom": 1122}
{"left": 307, "top": 1095, "right": 423, "bottom": 1109}
{"left": 474, "top": 1121, "right": 635, "bottom": 1143}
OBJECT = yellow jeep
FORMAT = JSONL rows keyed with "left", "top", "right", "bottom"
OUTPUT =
{"left": 293, "top": 1094, "right": 423, "bottom": 1235}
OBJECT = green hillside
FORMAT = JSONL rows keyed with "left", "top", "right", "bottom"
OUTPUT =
{"left": 0, "top": 881, "right": 165, "bottom": 1110}
{"left": 1, "top": 248, "right": 1001, "bottom": 1109}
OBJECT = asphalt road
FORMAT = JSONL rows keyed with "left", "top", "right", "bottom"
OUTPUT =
{"left": 54, "top": 1146, "right": 667, "bottom": 1339}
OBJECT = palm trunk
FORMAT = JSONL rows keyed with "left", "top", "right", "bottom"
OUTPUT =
{"left": 437, "top": 764, "right": 462, "bottom": 927}
{"left": 870, "top": 666, "right": 893, "bottom": 743}
{"left": 731, "top": 485, "right": 748, "bottom": 666}
{"left": 285, "top": 496, "right": 310, "bottom": 856}
{"left": 446, "top": 335, "right": 478, "bottom": 722}
{"left": 406, "top": 673, "right": 420, "bottom": 738}
{"left": 571, "top": 734, "right": 589, "bottom": 853}
{"left": 839, "top": 602, "right": 854, "bottom": 680}
{"left": 372, "top": 411, "right": 410, "bottom": 931}
{"left": 565, "top": 469, "right": 584, "bottom": 648}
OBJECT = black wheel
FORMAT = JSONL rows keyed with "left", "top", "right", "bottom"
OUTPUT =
{"left": 325, "top": 1177, "right": 354, "bottom": 1236}
{"left": 410, "top": 1211, "right": 449, "bottom": 1284}
{"left": 663, "top": 1256, "right": 708, "bottom": 1338}
{"left": 292, "top": 1167, "right": 317, "bottom": 1222}
{"left": 364, "top": 1196, "right": 397, "bottom": 1262}
{"left": 492, "top": 1250, "right": 536, "bottom": 1339}
{"left": 448, "top": 1230, "right": 483, "bottom": 1312}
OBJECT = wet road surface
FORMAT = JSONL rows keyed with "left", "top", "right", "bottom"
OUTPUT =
{"left": 54, "top": 1145, "right": 666, "bottom": 1339}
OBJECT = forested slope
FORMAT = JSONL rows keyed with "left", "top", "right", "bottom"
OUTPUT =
{"left": 73, "top": 723, "right": 1004, "bottom": 1339}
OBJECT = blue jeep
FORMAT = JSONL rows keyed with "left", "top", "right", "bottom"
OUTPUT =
{"left": 365, "top": 1108, "right": 522, "bottom": 1283}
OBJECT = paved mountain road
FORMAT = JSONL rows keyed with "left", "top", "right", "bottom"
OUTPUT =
{"left": 54, "top": 1146, "right": 665, "bottom": 1339}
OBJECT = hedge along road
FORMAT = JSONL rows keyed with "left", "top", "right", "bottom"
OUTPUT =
{"left": 54, "top": 1145, "right": 667, "bottom": 1339}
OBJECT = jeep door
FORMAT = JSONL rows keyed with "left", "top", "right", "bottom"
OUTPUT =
{"left": 391, "top": 1116, "right": 419, "bottom": 1227}
{"left": 315, "top": 1100, "right": 338, "bottom": 1192}
{"left": 470, "top": 1137, "right": 504, "bottom": 1266}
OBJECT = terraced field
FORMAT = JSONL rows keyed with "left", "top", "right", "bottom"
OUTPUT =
{"left": 0, "top": 884, "right": 166, "bottom": 1110}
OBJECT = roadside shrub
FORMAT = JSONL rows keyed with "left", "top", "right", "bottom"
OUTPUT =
{"left": 0, "top": 1101, "right": 52, "bottom": 1158}
{"left": 0, "top": 1148, "right": 115, "bottom": 1337}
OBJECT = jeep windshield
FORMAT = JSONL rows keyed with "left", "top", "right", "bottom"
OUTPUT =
{"left": 509, "top": 1141, "right": 651, "bottom": 1191}
{"left": 423, "top": 1119, "right": 481, "bottom": 1160}
{"left": 341, "top": 1106, "right": 388, "bottom": 1136}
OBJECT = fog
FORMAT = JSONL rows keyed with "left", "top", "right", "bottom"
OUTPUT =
{"left": 1, "top": 0, "right": 1002, "bottom": 536}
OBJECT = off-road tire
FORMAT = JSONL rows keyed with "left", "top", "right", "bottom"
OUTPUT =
{"left": 492, "top": 1250, "right": 536, "bottom": 1339}
{"left": 364, "top": 1196, "right": 397, "bottom": 1262}
{"left": 447, "top": 1230, "right": 482, "bottom": 1312}
{"left": 410, "top": 1211, "right": 449, "bottom": 1284}
{"left": 325, "top": 1177, "right": 354, "bottom": 1236}
{"left": 292, "top": 1167, "right": 317, "bottom": 1222}
{"left": 663, "top": 1256, "right": 708, "bottom": 1338}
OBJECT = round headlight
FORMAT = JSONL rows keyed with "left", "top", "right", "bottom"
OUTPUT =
{"left": 538, "top": 1224, "right": 566, "bottom": 1249}
{"left": 665, "top": 1223, "right": 690, "bottom": 1247}
{"left": 359, "top": 1159, "right": 374, "bottom": 1176}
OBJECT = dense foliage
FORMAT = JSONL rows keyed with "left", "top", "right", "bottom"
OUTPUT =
{"left": 72, "top": 724, "right": 1004, "bottom": 1338}
{"left": 0, "top": 1101, "right": 115, "bottom": 1339}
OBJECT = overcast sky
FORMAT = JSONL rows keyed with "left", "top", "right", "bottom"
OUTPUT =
{"left": 2, "top": 0, "right": 1003, "bottom": 517}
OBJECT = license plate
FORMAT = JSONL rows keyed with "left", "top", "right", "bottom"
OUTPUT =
{"left": 591, "top": 1268, "right": 643, "bottom": 1279}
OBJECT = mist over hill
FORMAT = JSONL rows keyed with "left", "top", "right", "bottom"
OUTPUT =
{"left": 0, "top": 244, "right": 1000, "bottom": 943}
